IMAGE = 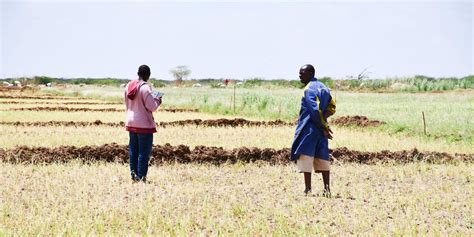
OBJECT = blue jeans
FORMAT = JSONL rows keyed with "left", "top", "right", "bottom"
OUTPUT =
{"left": 129, "top": 132, "right": 154, "bottom": 179}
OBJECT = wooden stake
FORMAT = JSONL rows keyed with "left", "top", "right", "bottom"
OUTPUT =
{"left": 233, "top": 83, "right": 236, "bottom": 113}
{"left": 422, "top": 111, "right": 427, "bottom": 135}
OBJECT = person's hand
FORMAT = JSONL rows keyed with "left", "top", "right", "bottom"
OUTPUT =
{"left": 156, "top": 97, "right": 162, "bottom": 105}
{"left": 323, "top": 111, "right": 332, "bottom": 120}
{"left": 323, "top": 127, "right": 333, "bottom": 140}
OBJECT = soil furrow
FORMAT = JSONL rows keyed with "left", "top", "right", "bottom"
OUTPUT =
{"left": 0, "top": 116, "right": 385, "bottom": 128}
{"left": 0, "top": 119, "right": 293, "bottom": 127}
{"left": 0, "top": 101, "right": 121, "bottom": 105}
{"left": 0, "top": 143, "right": 470, "bottom": 165}
{"left": 5, "top": 107, "right": 198, "bottom": 113}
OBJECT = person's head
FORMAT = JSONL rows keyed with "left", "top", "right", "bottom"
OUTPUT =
{"left": 137, "top": 65, "right": 151, "bottom": 81}
{"left": 299, "top": 64, "right": 315, "bottom": 84}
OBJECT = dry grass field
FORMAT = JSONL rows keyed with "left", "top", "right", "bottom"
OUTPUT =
{"left": 2, "top": 163, "right": 473, "bottom": 235}
{"left": 0, "top": 87, "right": 473, "bottom": 235}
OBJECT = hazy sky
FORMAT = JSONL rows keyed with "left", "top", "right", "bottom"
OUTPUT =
{"left": 1, "top": 0, "right": 473, "bottom": 80}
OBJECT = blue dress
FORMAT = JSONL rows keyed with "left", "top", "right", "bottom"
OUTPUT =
{"left": 290, "top": 78, "right": 333, "bottom": 161}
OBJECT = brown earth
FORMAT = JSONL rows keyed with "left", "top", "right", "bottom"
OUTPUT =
{"left": 0, "top": 87, "right": 22, "bottom": 92}
{"left": 159, "top": 118, "right": 293, "bottom": 127}
{"left": 0, "top": 118, "right": 293, "bottom": 128}
{"left": 0, "top": 95, "right": 90, "bottom": 100}
{"left": 5, "top": 107, "right": 198, "bottom": 113}
{"left": 0, "top": 120, "right": 125, "bottom": 127}
{"left": 7, "top": 107, "right": 123, "bottom": 112}
{"left": 1, "top": 102, "right": 383, "bottom": 128}
{"left": 0, "top": 101, "right": 121, "bottom": 105}
{"left": 0, "top": 143, "right": 471, "bottom": 165}
{"left": 332, "top": 115, "right": 385, "bottom": 127}
{"left": 161, "top": 108, "right": 199, "bottom": 113}
{"left": 0, "top": 116, "right": 383, "bottom": 128}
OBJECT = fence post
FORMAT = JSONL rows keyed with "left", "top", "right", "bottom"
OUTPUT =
{"left": 233, "top": 83, "right": 236, "bottom": 113}
{"left": 422, "top": 111, "right": 427, "bottom": 135}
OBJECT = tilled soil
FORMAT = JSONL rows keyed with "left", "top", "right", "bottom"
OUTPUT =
{"left": 0, "top": 116, "right": 384, "bottom": 128}
{"left": 0, "top": 88, "right": 22, "bottom": 92}
{"left": 0, "top": 95, "right": 90, "bottom": 100}
{"left": 5, "top": 107, "right": 198, "bottom": 113}
{"left": 0, "top": 120, "right": 124, "bottom": 127}
{"left": 0, "top": 143, "right": 471, "bottom": 165}
{"left": 159, "top": 118, "right": 292, "bottom": 127}
{"left": 0, "top": 118, "right": 293, "bottom": 128}
{"left": 332, "top": 115, "right": 385, "bottom": 127}
{"left": 6, "top": 107, "right": 123, "bottom": 112}
{"left": 0, "top": 101, "right": 121, "bottom": 105}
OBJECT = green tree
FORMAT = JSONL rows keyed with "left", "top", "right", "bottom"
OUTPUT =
{"left": 170, "top": 65, "right": 191, "bottom": 84}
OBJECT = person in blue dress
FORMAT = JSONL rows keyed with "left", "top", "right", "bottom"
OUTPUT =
{"left": 291, "top": 64, "right": 336, "bottom": 196}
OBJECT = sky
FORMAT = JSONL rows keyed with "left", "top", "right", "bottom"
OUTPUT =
{"left": 1, "top": 0, "right": 473, "bottom": 80}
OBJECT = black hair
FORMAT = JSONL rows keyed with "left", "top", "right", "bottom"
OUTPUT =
{"left": 301, "top": 64, "right": 315, "bottom": 77}
{"left": 138, "top": 65, "right": 151, "bottom": 81}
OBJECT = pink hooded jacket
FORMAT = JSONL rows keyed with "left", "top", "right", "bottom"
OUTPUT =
{"left": 124, "top": 80, "right": 161, "bottom": 133}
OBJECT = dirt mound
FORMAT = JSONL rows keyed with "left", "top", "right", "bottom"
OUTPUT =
{"left": 7, "top": 107, "right": 123, "bottom": 112}
{"left": 0, "top": 144, "right": 471, "bottom": 165}
{"left": 0, "top": 87, "right": 22, "bottom": 92}
{"left": 0, "top": 101, "right": 121, "bottom": 105}
{"left": 0, "top": 120, "right": 125, "bottom": 127}
{"left": 333, "top": 116, "right": 385, "bottom": 127}
{"left": 158, "top": 118, "right": 293, "bottom": 127}
{"left": 0, "top": 95, "right": 89, "bottom": 100}
{"left": 161, "top": 108, "right": 199, "bottom": 113}
{"left": 329, "top": 147, "right": 471, "bottom": 164}
{"left": 5, "top": 107, "right": 198, "bottom": 113}
{"left": 0, "top": 118, "right": 293, "bottom": 128}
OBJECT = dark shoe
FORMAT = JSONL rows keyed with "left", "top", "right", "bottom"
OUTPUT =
{"left": 131, "top": 172, "right": 139, "bottom": 182}
{"left": 304, "top": 189, "right": 312, "bottom": 196}
{"left": 139, "top": 176, "right": 147, "bottom": 183}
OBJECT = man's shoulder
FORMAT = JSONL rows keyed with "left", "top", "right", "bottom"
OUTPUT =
{"left": 307, "top": 80, "right": 329, "bottom": 93}
{"left": 317, "top": 80, "right": 332, "bottom": 93}
{"left": 139, "top": 82, "right": 152, "bottom": 92}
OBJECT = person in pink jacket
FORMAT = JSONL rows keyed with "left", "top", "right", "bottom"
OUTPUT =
{"left": 124, "top": 65, "right": 161, "bottom": 182}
